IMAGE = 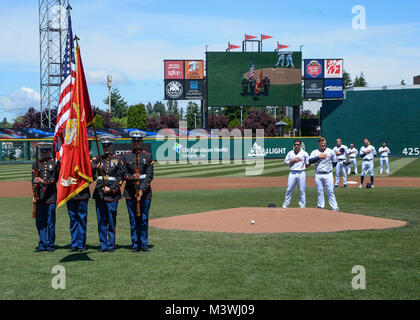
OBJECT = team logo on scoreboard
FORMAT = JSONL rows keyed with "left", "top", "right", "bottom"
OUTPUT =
{"left": 324, "top": 59, "right": 343, "bottom": 78}
{"left": 306, "top": 60, "right": 322, "bottom": 78}
{"left": 166, "top": 81, "right": 183, "bottom": 99}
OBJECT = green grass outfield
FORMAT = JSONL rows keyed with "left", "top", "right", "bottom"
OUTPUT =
{"left": 0, "top": 186, "right": 419, "bottom": 299}
{"left": 0, "top": 158, "right": 419, "bottom": 299}
{"left": 0, "top": 157, "right": 419, "bottom": 181}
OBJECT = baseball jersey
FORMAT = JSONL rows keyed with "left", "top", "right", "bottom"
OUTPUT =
{"left": 309, "top": 148, "right": 337, "bottom": 174}
{"left": 348, "top": 147, "right": 358, "bottom": 158}
{"left": 284, "top": 150, "right": 309, "bottom": 171}
{"left": 332, "top": 145, "right": 348, "bottom": 160}
{"left": 360, "top": 145, "right": 377, "bottom": 160}
{"left": 378, "top": 147, "right": 390, "bottom": 157}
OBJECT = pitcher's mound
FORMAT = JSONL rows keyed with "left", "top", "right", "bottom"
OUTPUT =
{"left": 150, "top": 207, "right": 406, "bottom": 234}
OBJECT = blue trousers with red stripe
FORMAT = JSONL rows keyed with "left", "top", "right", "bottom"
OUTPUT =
{"left": 95, "top": 200, "right": 118, "bottom": 251}
{"left": 35, "top": 203, "right": 56, "bottom": 250}
{"left": 126, "top": 198, "right": 152, "bottom": 250}
{"left": 67, "top": 199, "right": 88, "bottom": 250}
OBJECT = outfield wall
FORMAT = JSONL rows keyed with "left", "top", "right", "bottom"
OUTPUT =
{"left": 321, "top": 86, "right": 420, "bottom": 157}
{"left": 0, "top": 137, "right": 320, "bottom": 163}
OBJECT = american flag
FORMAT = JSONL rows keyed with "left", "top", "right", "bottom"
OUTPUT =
{"left": 248, "top": 59, "right": 255, "bottom": 80}
{"left": 53, "top": 13, "right": 76, "bottom": 161}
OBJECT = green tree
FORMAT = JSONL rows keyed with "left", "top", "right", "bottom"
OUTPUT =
{"left": 353, "top": 72, "right": 368, "bottom": 87}
{"left": 145, "top": 102, "right": 153, "bottom": 115}
{"left": 94, "top": 114, "right": 105, "bottom": 129}
{"left": 228, "top": 118, "right": 241, "bottom": 128}
{"left": 103, "top": 88, "right": 129, "bottom": 118}
{"left": 127, "top": 104, "right": 147, "bottom": 128}
{"left": 343, "top": 70, "right": 353, "bottom": 89}
{"left": 152, "top": 101, "right": 166, "bottom": 117}
{"left": 0, "top": 117, "right": 11, "bottom": 128}
{"left": 112, "top": 116, "right": 128, "bottom": 128}
{"left": 185, "top": 102, "right": 200, "bottom": 129}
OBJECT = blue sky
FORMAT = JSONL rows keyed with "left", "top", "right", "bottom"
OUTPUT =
{"left": 0, "top": 0, "right": 419, "bottom": 122}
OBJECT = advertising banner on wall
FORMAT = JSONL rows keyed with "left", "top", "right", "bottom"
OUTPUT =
{"left": 304, "top": 59, "right": 324, "bottom": 79}
{"left": 324, "top": 59, "right": 343, "bottom": 78}
{"left": 164, "top": 60, "right": 184, "bottom": 79}
{"left": 164, "top": 79, "right": 185, "bottom": 100}
{"left": 184, "top": 60, "right": 204, "bottom": 79}
{"left": 304, "top": 79, "right": 324, "bottom": 99}
{"left": 324, "top": 79, "right": 343, "bottom": 98}
{"left": 184, "top": 80, "right": 204, "bottom": 99}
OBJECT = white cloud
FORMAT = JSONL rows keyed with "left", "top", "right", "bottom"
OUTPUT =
{"left": 0, "top": 87, "right": 40, "bottom": 111}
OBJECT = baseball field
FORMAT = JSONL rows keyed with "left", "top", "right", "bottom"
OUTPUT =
{"left": 1, "top": 157, "right": 419, "bottom": 299}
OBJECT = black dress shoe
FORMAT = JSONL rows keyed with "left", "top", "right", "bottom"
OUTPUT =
{"left": 48, "top": 248, "right": 55, "bottom": 252}
{"left": 69, "top": 247, "right": 78, "bottom": 252}
{"left": 108, "top": 249, "right": 114, "bottom": 253}
{"left": 140, "top": 247, "right": 150, "bottom": 252}
{"left": 131, "top": 248, "right": 140, "bottom": 252}
{"left": 99, "top": 249, "right": 107, "bottom": 252}
{"left": 35, "top": 247, "right": 47, "bottom": 252}
{"left": 77, "top": 248, "right": 85, "bottom": 253}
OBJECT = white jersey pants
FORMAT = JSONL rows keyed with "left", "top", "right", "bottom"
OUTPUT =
{"left": 315, "top": 172, "right": 339, "bottom": 210}
{"left": 380, "top": 157, "right": 389, "bottom": 174}
{"left": 347, "top": 158, "right": 358, "bottom": 174}
{"left": 335, "top": 160, "right": 347, "bottom": 186}
{"left": 361, "top": 159, "right": 374, "bottom": 176}
{"left": 283, "top": 170, "right": 306, "bottom": 208}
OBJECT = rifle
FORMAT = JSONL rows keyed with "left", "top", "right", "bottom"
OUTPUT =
{"left": 32, "top": 146, "right": 39, "bottom": 218}
{"left": 135, "top": 152, "right": 141, "bottom": 217}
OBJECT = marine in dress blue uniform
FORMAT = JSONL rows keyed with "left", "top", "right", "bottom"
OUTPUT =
{"left": 67, "top": 186, "right": 90, "bottom": 252}
{"left": 32, "top": 143, "right": 59, "bottom": 252}
{"left": 121, "top": 130, "right": 154, "bottom": 252}
{"left": 92, "top": 136, "right": 123, "bottom": 252}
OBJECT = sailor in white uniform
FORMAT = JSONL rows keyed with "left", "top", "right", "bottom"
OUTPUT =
{"left": 347, "top": 143, "right": 358, "bottom": 175}
{"left": 309, "top": 137, "right": 340, "bottom": 211}
{"left": 359, "top": 138, "right": 377, "bottom": 188}
{"left": 378, "top": 142, "right": 390, "bottom": 175}
{"left": 332, "top": 138, "right": 348, "bottom": 187}
{"left": 282, "top": 139, "right": 310, "bottom": 209}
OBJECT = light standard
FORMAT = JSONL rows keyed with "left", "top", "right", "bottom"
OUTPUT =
{"left": 240, "top": 106, "right": 243, "bottom": 125}
{"left": 194, "top": 113, "right": 197, "bottom": 128}
{"left": 107, "top": 75, "right": 112, "bottom": 114}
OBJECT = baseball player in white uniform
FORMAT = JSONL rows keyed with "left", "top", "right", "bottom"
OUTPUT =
{"left": 347, "top": 143, "right": 358, "bottom": 175}
{"left": 332, "top": 138, "right": 348, "bottom": 187}
{"left": 378, "top": 142, "right": 390, "bottom": 175}
{"left": 359, "top": 138, "right": 377, "bottom": 188}
{"left": 282, "top": 139, "right": 310, "bottom": 209}
{"left": 309, "top": 137, "right": 340, "bottom": 211}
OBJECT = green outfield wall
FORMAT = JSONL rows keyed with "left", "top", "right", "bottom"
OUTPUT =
{"left": 0, "top": 137, "right": 320, "bottom": 163}
{"left": 321, "top": 87, "right": 420, "bottom": 157}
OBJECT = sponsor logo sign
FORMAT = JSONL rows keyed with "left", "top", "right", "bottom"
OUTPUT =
{"left": 164, "top": 60, "right": 184, "bottom": 79}
{"left": 165, "top": 80, "right": 185, "bottom": 100}
{"left": 247, "top": 142, "right": 287, "bottom": 158}
{"left": 324, "top": 79, "right": 343, "bottom": 98}
{"left": 304, "top": 79, "right": 323, "bottom": 99}
{"left": 184, "top": 80, "right": 204, "bottom": 99}
{"left": 304, "top": 59, "right": 324, "bottom": 79}
{"left": 324, "top": 59, "right": 343, "bottom": 78}
{"left": 184, "top": 60, "right": 204, "bottom": 79}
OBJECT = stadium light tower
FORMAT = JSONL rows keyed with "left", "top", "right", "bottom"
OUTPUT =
{"left": 39, "top": 0, "right": 70, "bottom": 128}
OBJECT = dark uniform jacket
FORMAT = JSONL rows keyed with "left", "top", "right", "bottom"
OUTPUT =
{"left": 263, "top": 77, "right": 270, "bottom": 87}
{"left": 121, "top": 150, "right": 154, "bottom": 200}
{"left": 72, "top": 186, "right": 91, "bottom": 200}
{"left": 91, "top": 153, "right": 123, "bottom": 201}
{"left": 32, "top": 158, "right": 59, "bottom": 204}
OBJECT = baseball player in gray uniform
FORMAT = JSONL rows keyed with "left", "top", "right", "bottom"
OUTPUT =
{"left": 309, "top": 137, "right": 340, "bottom": 211}
{"left": 359, "top": 138, "right": 377, "bottom": 188}
{"left": 347, "top": 143, "right": 358, "bottom": 175}
{"left": 332, "top": 138, "right": 348, "bottom": 187}
{"left": 378, "top": 142, "right": 391, "bottom": 175}
{"left": 282, "top": 139, "right": 310, "bottom": 209}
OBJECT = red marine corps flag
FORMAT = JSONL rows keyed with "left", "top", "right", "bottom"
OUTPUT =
{"left": 255, "top": 70, "right": 264, "bottom": 95}
{"left": 56, "top": 42, "right": 94, "bottom": 209}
